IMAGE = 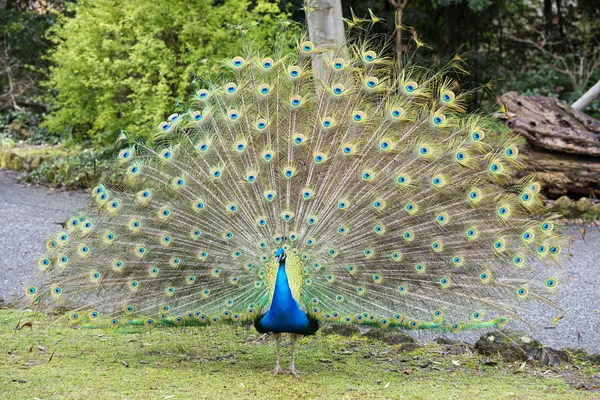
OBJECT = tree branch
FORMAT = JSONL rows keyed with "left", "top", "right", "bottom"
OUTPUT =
{"left": 572, "top": 79, "right": 600, "bottom": 111}
{"left": 387, "top": 0, "right": 408, "bottom": 68}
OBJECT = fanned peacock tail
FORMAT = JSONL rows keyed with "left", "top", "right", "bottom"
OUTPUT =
{"left": 26, "top": 22, "right": 565, "bottom": 335}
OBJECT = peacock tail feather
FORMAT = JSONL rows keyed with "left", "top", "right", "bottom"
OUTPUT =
{"left": 26, "top": 23, "right": 565, "bottom": 334}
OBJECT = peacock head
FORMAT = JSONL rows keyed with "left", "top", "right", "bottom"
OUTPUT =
{"left": 275, "top": 247, "right": 286, "bottom": 263}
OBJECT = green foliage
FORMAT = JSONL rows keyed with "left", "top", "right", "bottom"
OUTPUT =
{"left": 429, "top": 0, "right": 492, "bottom": 13}
{"left": 1, "top": 109, "right": 60, "bottom": 146}
{"left": 43, "top": 0, "right": 294, "bottom": 146}
{"left": 506, "top": 4, "right": 600, "bottom": 119}
{"left": 22, "top": 146, "right": 116, "bottom": 189}
{"left": 0, "top": 1, "right": 60, "bottom": 111}
{"left": 0, "top": 1, "right": 62, "bottom": 146}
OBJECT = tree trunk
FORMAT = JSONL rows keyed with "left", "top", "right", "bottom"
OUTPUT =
{"left": 520, "top": 146, "right": 600, "bottom": 198}
{"left": 555, "top": 0, "right": 564, "bottom": 37}
{"left": 499, "top": 91, "right": 600, "bottom": 198}
{"left": 543, "top": 0, "right": 553, "bottom": 34}
{"left": 304, "top": 0, "right": 345, "bottom": 79}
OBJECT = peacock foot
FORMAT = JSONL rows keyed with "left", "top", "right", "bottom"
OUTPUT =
{"left": 285, "top": 366, "right": 302, "bottom": 377}
{"left": 272, "top": 363, "right": 283, "bottom": 375}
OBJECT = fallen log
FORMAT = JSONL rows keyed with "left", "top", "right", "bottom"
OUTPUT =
{"left": 499, "top": 92, "right": 600, "bottom": 198}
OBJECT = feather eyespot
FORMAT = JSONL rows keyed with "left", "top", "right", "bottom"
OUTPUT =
{"left": 231, "top": 56, "right": 244, "bottom": 67}
{"left": 314, "top": 152, "right": 327, "bottom": 164}
{"left": 471, "top": 130, "right": 484, "bottom": 141}
{"left": 197, "top": 89, "right": 209, "bottom": 100}
{"left": 440, "top": 90, "right": 455, "bottom": 102}
{"left": 197, "top": 142, "right": 209, "bottom": 152}
{"left": 432, "top": 114, "right": 446, "bottom": 126}
{"left": 352, "top": 111, "right": 365, "bottom": 122}
{"left": 364, "top": 50, "right": 377, "bottom": 62}
{"left": 332, "top": 84, "right": 345, "bottom": 95}
{"left": 258, "top": 84, "right": 270, "bottom": 95}
{"left": 332, "top": 58, "right": 345, "bottom": 70}
{"left": 396, "top": 174, "right": 410, "bottom": 186}
{"left": 513, "top": 255, "right": 524, "bottom": 266}
{"left": 541, "top": 221, "right": 554, "bottom": 232}
{"left": 262, "top": 57, "right": 274, "bottom": 69}
{"left": 224, "top": 82, "right": 237, "bottom": 94}
{"left": 365, "top": 77, "right": 379, "bottom": 89}
{"left": 404, "top": 81, "right": 418, "bottom": 93}
{"left": 505, "top": 146, "right": 518, "bottom": 157}
{"left": 300, "top": 41, "right": 314, "bottom": 53}
{"left": 290, "top": 95, "right": 302, "bottom": 108}
{"left": 288, "top": 66, "right": 301, "bottom": 78}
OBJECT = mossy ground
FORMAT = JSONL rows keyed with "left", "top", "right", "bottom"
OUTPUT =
{"left": 1, "top": 310, "right": 597, "bottom": 399}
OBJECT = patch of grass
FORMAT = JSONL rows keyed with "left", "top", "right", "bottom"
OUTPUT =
{"left": 1, "top": 310, "right": 597, "bottom": 399}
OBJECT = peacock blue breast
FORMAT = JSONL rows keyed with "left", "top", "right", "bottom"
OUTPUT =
{"left": 255, "top": 263, "right": 318, "bottom": 335}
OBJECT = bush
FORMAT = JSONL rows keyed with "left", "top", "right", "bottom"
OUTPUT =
{"left": 43, "top": 0, "right": 295, "bottom": 146}
{"left": 22, "top": 146, "right": 117, "bottom": 189}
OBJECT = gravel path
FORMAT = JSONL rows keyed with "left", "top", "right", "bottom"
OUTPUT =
{"left": 1, "top": 169, "right": 598, "bottom": 352}
{"left": 0, "top": 170, "right": 88, "bottom": 304}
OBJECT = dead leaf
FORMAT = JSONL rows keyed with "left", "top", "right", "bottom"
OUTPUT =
{"left": 452, "top": 360, "right": 461, "bottom": 367}
{"left": 383, "top": 382, "right": 390, "bottom": 389}
{"left": 16, "top": 321, "right": 33, "bottom": 330}
{"left": 401, "top": 369, "right": 414, "bottom": 375}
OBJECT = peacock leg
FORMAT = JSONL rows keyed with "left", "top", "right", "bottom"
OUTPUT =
{"left": 272, "top": 333, "right": 282, "bottom": 375}
{"left": 287, "top": 333, "right": 302, "bottom": 376}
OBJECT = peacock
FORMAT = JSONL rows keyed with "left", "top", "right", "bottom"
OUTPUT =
{"left": 25, "top": 18, "right": 565, "bottom": 376}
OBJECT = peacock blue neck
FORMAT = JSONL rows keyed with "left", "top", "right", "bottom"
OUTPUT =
{"left": 255, "top": 260, "right": 318, "bottom": 335}
{"left": 269, "top": 262, "right": 299, "bottom": 316}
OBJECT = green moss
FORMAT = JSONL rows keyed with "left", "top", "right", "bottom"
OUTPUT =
{"left": 0, "top": 145, "right": 68, "bottom": 174}
{"left": 1, "top": 310, "right": 597, "bottom": 399}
